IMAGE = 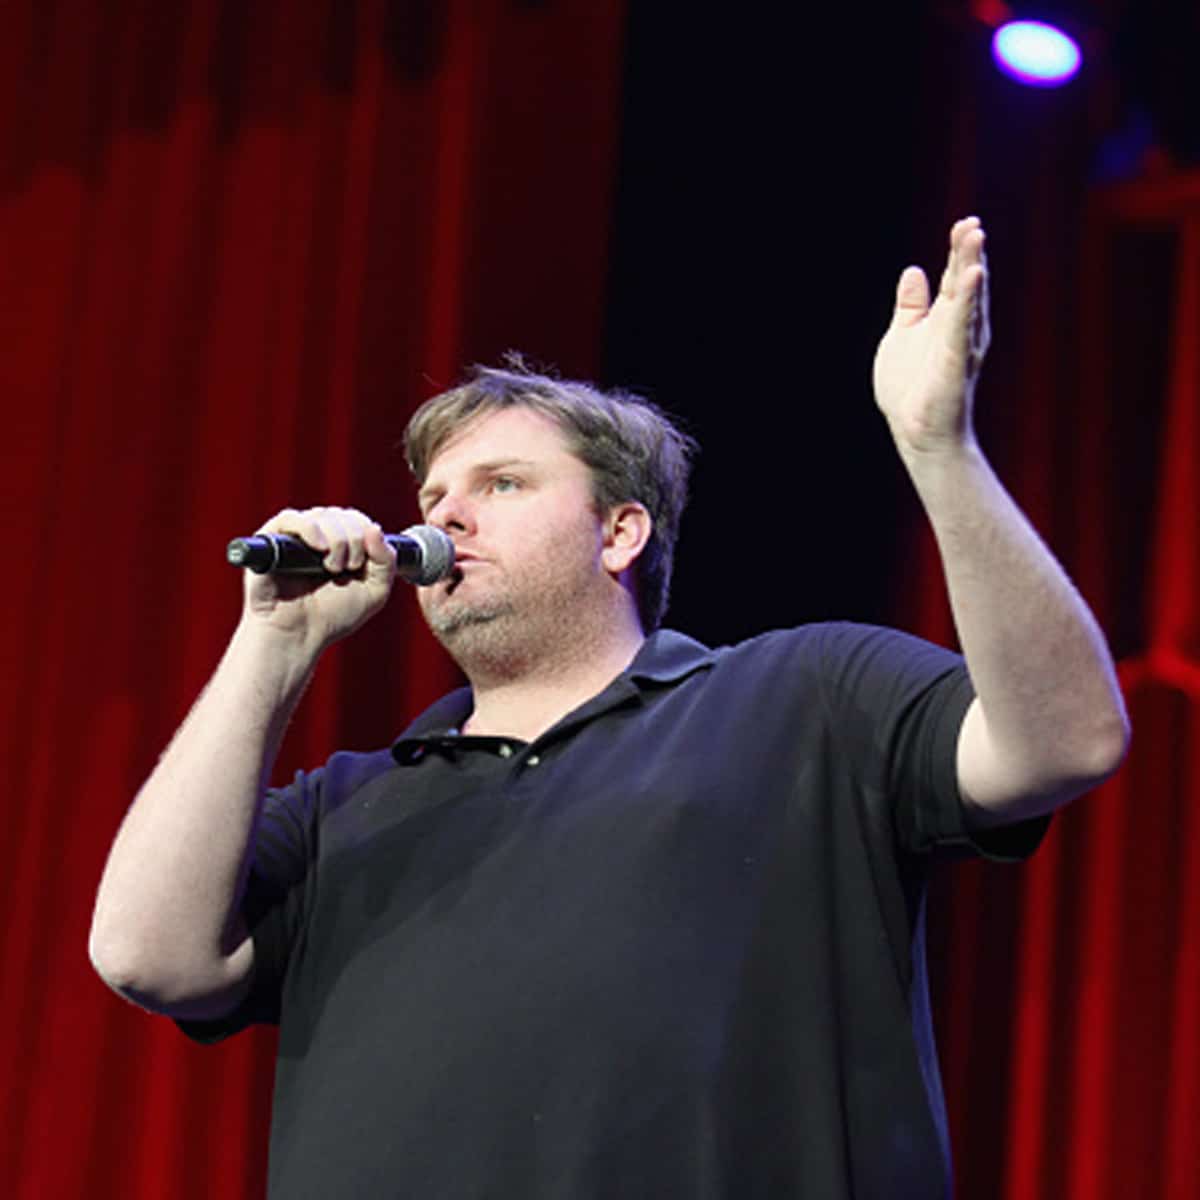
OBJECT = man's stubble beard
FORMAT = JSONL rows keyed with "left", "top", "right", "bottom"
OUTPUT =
{"left": 422, "top": 559, "right": 602, "bottom": 683}
{"left": 422, "top": 569, "right": 540, "bottom": 677}
{"left": 425, "top": 597, "right": 515, "bottom": 640}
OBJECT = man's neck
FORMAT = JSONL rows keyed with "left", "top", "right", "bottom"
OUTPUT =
{"left": 461, "top": 627, "right": 645, "bottom": 743}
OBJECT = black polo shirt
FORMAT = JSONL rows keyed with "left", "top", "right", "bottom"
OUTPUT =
{"left": 184, "top": 623, "right": 1047, "bottom": 1199}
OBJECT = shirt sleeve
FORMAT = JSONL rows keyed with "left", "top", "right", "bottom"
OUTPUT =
{"left": 175, "top": 767, "right": 325, "bottom": 1043}
{"left": 814, "top": 622, "right": 1050, "bottom": 863}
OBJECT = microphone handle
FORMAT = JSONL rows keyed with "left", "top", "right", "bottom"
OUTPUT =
{"left": 226, "top": 533, "right": 426, "bottom": 576}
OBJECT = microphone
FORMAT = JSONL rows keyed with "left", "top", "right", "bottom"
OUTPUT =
{"left": 226, "top": 524, "right": 455, "bottom": 586}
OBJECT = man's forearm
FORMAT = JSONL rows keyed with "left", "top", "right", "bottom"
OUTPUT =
{"left": 89, "top": 621, "right": 319, "bottom": 1011}
{"left": 904, "top": 440, "right": 1129, "bottom": 820}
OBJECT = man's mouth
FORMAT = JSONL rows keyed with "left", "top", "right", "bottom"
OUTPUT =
{"left": 440, "top": 553, "right": 484, "bottom": 596}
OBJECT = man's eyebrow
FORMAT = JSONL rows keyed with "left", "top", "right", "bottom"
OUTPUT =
{"left": 418, "top": 459, "right": 539, "bottom": 507}
{"left": 471, "top": 457, "right": 538, "bottom": 474}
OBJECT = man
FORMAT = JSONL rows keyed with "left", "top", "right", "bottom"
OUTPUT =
{"left": 90, "top": 218, "right": 1129, "bottom": 1198}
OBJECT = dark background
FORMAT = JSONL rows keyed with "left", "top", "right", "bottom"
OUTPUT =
{"left": 607, "top": 6, "right": 929, "bottom": 642}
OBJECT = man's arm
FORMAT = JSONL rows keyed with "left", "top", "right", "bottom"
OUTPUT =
{"left": 89, "top": 508, "right": 396, "bottom": 1017}
{"left": 872, "top": 218, "right": 1130, "bottom": 825}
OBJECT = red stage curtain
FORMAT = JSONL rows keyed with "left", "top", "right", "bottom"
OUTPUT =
{"left": 0, "top": 3, "right": 625, "bottom": 1195}
{"left": 877, "top": 11, "right": 1200, "bottom": 1193}
{"left": 912, "top": 166, "right": 1200, "bottom": 1198}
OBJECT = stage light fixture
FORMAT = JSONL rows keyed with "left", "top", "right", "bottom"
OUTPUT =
{"left": 972, "top": 2, "right": 1085, "bottom": 88}
{"left": 991, "top": 19, "right": 1081, "bottom": 87}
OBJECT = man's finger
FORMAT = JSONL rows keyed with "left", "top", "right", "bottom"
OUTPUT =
{"left": 364, "top": 524, "right": 398, "bottom": 567}
{"left": 941, "top": 216, "right": 982, "bottom": 299}
{"left": 892, "top": 266, "right": 931, "bottom": 328}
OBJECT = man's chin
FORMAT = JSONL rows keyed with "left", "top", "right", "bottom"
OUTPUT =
{"left": 425, "top": 602, "right": 513, "bottom": 641}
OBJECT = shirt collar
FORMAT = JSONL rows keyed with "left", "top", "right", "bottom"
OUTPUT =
{"left": 389, "top": 629, "right": 716, "bottom": 764}
{"left": 624, "top": 627, "right": 717, "bottom": 684}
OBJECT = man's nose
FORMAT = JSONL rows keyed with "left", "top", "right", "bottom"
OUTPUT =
{"left": 427, "top": 491, "right": 475, "bottom": 534}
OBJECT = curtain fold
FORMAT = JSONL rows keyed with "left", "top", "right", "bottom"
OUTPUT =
{"left": 922, "top": 172, "right": 1200, "bottom": 1199}
{"left": 0, "top": 3, "right": 625, "bottom": 1195}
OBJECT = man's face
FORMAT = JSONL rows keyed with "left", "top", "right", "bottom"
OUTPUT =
{"left": 415, "top": 406, "right": 610, "bottom": 659}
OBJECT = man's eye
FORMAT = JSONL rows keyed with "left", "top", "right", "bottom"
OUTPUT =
{"left": 491, "top": 476, "right": 520, "bottom": 493}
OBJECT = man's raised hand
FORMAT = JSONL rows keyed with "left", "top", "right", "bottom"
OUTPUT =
{"left": 872, "top": 216, "right": 991, "bottom": 459}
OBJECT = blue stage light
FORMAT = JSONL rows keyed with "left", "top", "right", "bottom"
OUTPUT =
{"left": 992, "top": 19, "right": 1082, "bottom": 87}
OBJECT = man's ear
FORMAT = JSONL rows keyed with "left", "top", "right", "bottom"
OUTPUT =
{"left": 601, "top": 502, "right": 652, "bottom": 575}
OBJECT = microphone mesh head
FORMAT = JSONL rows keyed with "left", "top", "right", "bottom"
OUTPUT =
{"left": 400, "top": 524, "right": 456, "bottom": 585}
